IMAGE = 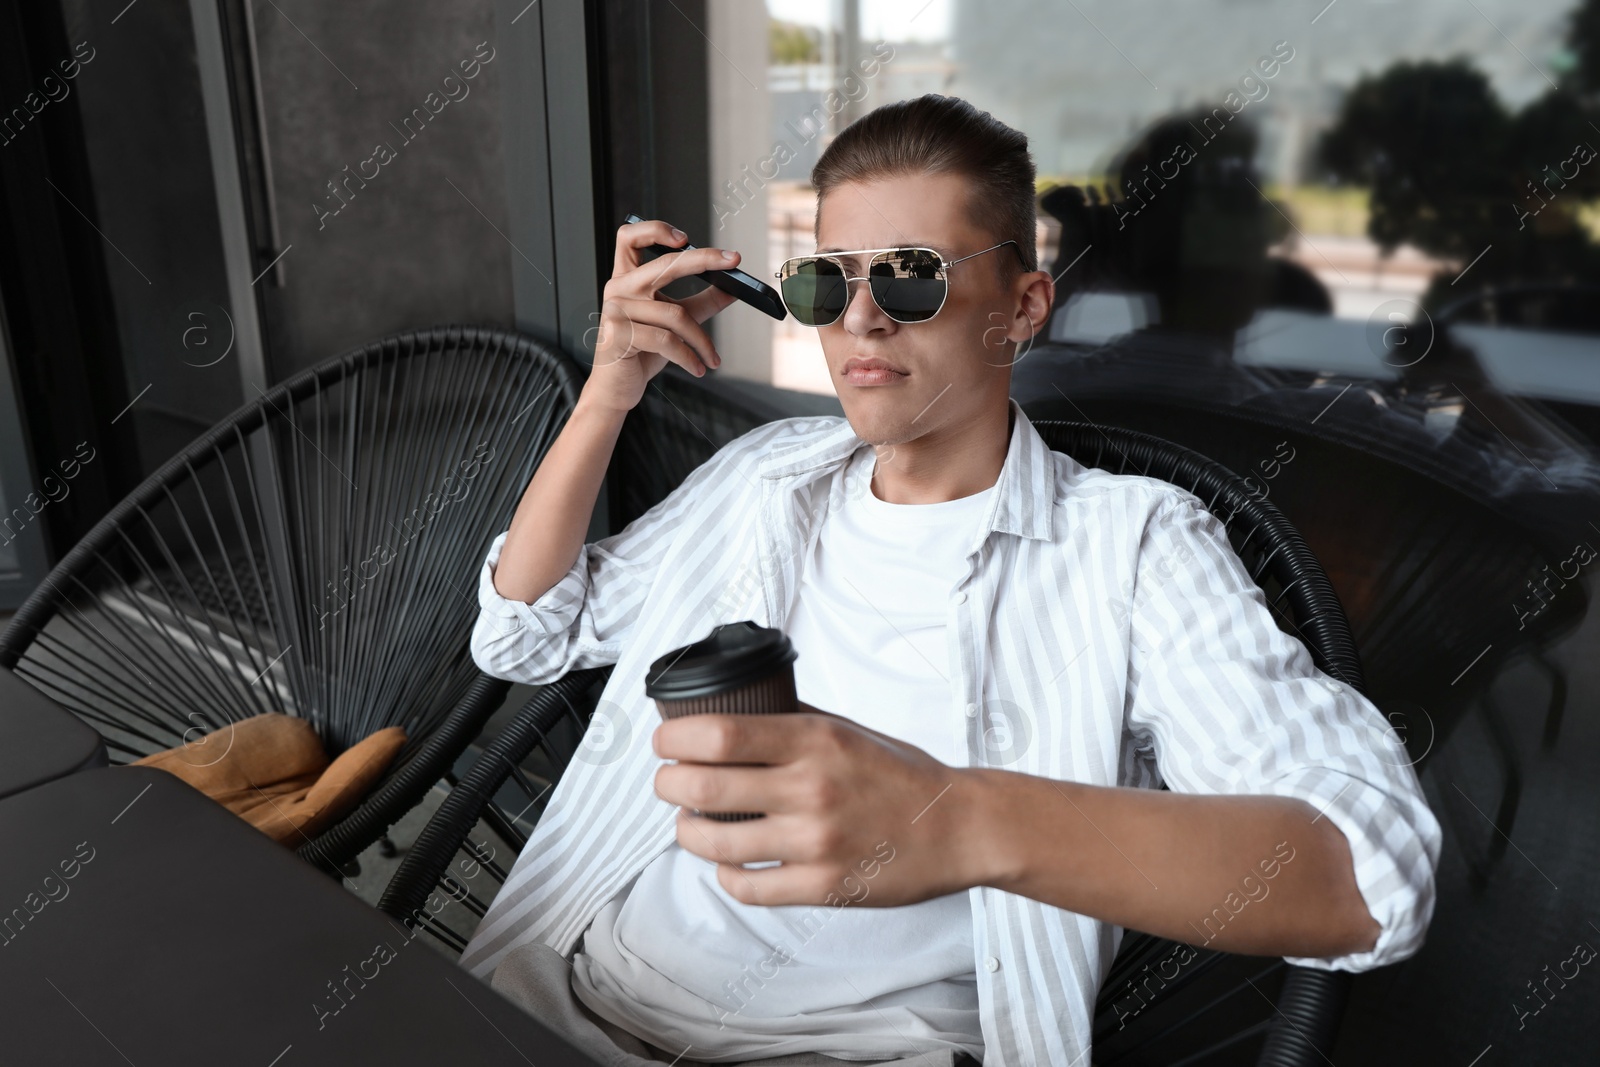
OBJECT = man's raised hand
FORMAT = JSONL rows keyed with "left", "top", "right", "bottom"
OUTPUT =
{"left": 582, "top": 218, "right": 742, "bottom": 414}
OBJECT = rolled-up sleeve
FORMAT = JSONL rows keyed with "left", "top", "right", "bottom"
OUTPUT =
{"left": 1123, "top": 490, "right": 1442, "bottom": 972}
{"left": 469, "top": 439, "right": 739, "bottom": 685}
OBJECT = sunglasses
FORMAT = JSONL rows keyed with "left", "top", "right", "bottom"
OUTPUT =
{"left": 775, "top": 239, "right": 1024, "bottom": 327}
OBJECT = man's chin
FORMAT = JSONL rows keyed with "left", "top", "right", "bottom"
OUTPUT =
{"left": 838, "top": 398, "right": 908, "bottom": 447}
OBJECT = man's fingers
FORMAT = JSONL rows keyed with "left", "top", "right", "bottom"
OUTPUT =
{"left": 624, "top": 245, "right": 741, "bottom": 294}
{"left": 615, "top": 296, "right": 717, "bottom": 369}
{"left": 656, "top": 761, "right": 799, "bottom": 817}
{"left": 613, "top": 219, "right": 686, "bottom": 277}
{"left": 611, "top": 297, "right": 719, "bottom": 373}
{"left": 677, "top": 284, "right": 740, "bottom": 326}
{"left": 673, "top": 809, "right": 822, "bottom": 868}
{"left": 653, "top": 711, "right": 830, "bottom": 765}
{"left": 636, "top": 321, "right": 709, "bottom": 377}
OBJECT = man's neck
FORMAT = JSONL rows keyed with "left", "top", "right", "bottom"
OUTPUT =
{"left": 869, "top": 402, "right": 1012, "bottom": 506}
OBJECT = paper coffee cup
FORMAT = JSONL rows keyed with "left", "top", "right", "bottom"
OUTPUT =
{"left": 645, "top": 620, "right": 798, "bottom": 821}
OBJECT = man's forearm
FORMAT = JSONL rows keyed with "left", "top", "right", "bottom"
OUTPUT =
{"left": 952, "top": 767, "right": 1381, "bottom": 959}
{"left": 492, "top": 392, "right": 627, "bottom": 603}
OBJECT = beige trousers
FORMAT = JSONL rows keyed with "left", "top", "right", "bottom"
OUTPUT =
{"left": 488, "top": 941, "right": 981, "bottom": 1067}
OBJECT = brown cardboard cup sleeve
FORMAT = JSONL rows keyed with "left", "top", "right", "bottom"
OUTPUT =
{"left": 645, "top": 620, "right": 798, "bottom": 821}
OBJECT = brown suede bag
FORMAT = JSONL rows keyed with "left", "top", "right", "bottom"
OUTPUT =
{"left": 131, "top": 713, "right": 406, "bottom": 844}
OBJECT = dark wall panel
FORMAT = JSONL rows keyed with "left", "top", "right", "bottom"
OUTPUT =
{"left": 61, "top": 0, "right": 240, "bottom": 476}
{"left": 250, "top": 0, "right": 515, "bottom": 377}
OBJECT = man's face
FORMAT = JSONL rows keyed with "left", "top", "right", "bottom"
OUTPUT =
{"left": 813, "top": 171, "right": 1035, "bottom": 448}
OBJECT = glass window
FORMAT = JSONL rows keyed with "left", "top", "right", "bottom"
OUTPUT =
{"left": 704, "top": 5, "right": 1600, "bottom": 1063}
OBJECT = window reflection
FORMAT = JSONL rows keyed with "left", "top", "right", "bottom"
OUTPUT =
{"left": 758, "top": 0, "right": 1600, "bottom": 538}
{"left": 750, "top": 6, "right": 1600, "bottom": 1058}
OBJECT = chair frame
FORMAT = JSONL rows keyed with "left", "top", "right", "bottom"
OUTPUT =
{"left": 0, "top": 325, "right": 585, "bottom": 874}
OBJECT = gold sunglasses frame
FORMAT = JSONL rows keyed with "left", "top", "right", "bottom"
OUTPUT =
{"left": 774, "top": 239, "right": 1024, "bottom": 326}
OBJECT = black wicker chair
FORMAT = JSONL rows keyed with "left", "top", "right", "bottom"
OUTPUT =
{"left": 0, "top": 325, "right": 583, "bottom": 875}
{"left": 378, "top": 419, "right": 1366, "bottom": 1066}
{"left": 608, "top": 363, "right": 791, "bottom": 530}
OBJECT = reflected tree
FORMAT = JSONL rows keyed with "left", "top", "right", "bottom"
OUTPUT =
{"left": 1041, "top": 109, "right": 1326, "bottom": 341}
{"left": 1316, "top": 0, "right": 1600, "bottom": 318}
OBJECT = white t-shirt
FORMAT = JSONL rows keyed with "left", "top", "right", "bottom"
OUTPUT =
{"left": 568, "top": 445, "right": 992, "bottom": 1062}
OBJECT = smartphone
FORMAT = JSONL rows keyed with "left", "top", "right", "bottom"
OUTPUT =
{"left": 624, "top": 213, "right": 787, "bottom": 322}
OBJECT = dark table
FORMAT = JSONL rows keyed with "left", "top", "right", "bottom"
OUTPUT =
{"left": 0, "top": 667, "right": 107, "bottom": 799}
{"left": 0, "top": 767, "right": 601, "bottom": 1066}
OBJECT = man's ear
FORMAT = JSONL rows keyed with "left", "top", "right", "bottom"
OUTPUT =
{"left": 994, "top": 269, "right": 1053, "bottom": 347}
{"left": 1022, "top": 269, "right": 1054, "bottom": 338}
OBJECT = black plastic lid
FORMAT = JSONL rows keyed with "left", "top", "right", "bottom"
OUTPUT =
{"left": 644, "top": 620, "right": 798, "bottom": 700}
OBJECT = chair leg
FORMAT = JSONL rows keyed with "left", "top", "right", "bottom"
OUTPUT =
{"left": 1447, "top": 691, "right": 1522, "bottom": 892}
{"left": 1477, "top": 691, "right": 1523, "bottom": 858}
{"left": 1529, "top": 651, "right": 1568, "bottom": 749}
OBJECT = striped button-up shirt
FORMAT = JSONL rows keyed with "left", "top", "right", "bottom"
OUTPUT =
{"left": 460, "top": 396, "right": 1441, "bottom": 1066}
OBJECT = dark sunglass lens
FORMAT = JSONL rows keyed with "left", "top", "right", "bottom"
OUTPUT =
{"left": 782, "top": 258, "right": 848, "bottom": 326}
{"left": 870, "top": 250, "right": 945, "bottom": 323}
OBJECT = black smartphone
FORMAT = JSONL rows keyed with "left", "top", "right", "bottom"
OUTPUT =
{"left": 623, "top": 213, "right": 787, "bottom": 322}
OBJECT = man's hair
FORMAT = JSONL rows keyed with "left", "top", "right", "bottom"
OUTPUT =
{"left": 810, "top": 94, "right": 1038, "bottom": 282}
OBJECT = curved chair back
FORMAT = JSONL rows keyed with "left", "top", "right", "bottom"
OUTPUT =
{"left": 379, "top": 417, "right": 1360, "bottom": 1066}
{"left": 608, "top": 365, "right": 783, "bottom": 530}
{"left": 1032, "top": 420, "right": 1366, "bottom": 690}
{"left": 1028, "top": 391, "right": 1587, "bottom": 891}
{"left": 0, "top": 326, "right": 584, "bottom": 871}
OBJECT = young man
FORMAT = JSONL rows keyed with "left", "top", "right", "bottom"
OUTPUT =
{"left": 459, "top": 95, "right": 1440, "bottom": 1067}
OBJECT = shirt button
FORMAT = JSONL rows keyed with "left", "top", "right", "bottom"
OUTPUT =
{"left": 965, "top": 702, "right": 979, "bottom": 718}
{"left": 953, "top": 592, "right": 967, "bottom": 605}
{"left": 984, "top": 955, "right": 1000, "bottom": 972}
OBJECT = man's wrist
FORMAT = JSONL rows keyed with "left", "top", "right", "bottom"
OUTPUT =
{"left": 947, "top": 766, "right": 1035, "bottom": 894}
{"left": 573, "top": 386, "right": 633, "bottom": 421}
